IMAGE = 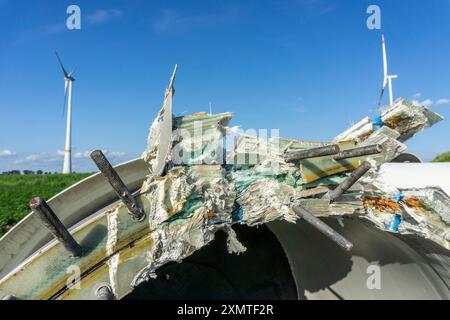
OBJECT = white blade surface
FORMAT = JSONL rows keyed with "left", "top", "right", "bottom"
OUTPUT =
{"left": 144, "top": 65, "right": 178, "bottom": 176}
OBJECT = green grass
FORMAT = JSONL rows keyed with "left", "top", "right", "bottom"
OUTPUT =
{"left": 0, "top": 173, "right": 91, "bottom": 237}
{"left": 432, "top": 151, "right": 450, "bottom": 163}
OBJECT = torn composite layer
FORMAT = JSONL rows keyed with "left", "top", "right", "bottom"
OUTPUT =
{"left": 131, "top": 164, "right": 304, "bottom": 286}
{"left": 363, "top": 187, "right": 450, "bottom": 250}
{"left": 153, "top": 100, "right": 446, "bottom": 245}
{"left": 171, "top": 112, "right": 232, "bottom": 166}
{"left": 139, "top": 98, "right": 446, "bottom": 265}
{"left": 132, "top": 99, "right": 447, "bottom": 285}
{"left": 142, "top": 68, "right": 176, "bottom": 176}
{"left": 334, "top": 98, "right": 444, "bottom": 143}
{"left": 331, "top": 98, "right": 448, "bottom": 248}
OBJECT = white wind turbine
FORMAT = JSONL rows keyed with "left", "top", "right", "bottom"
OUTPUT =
{"left": 378, "top": 34, "right": 398, "bottom": 106}
{"left": 56, "top": 52, "right": 76, "bottom": 174}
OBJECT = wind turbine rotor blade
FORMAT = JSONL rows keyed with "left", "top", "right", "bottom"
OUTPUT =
{"left": 382, "top": 35, "right": 388, "bottom": 79}
{"left": 55, "top": 52, "right": 69, "bottom": 78}
{"left": 378, "top": 86, "right": 386, "bottom": 106}
{"left": 169, "top": 64, "right": 178, "bottom": 90}
{"left": 68, "top": 68, "right": 77, "bottom": 80}
{"left": 378, "top": 35, "right": 388, "bottom": 106}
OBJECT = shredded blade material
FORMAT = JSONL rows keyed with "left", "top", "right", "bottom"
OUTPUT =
{"left": 0, "top": 95, "right": 447, "bottom": 300}
{"left": 133, "top": 97, "right": 448, "bottom": 287}
{"left": 335, "top": 99, "right": 443, "bottom": 143}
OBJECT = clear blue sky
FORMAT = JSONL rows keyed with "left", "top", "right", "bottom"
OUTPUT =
{"left": 1, "top": 0, "right": 450, "bottom": 172}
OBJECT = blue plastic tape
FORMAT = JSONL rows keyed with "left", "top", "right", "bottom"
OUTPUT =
{"left": 385, "top": 214, "right": 401, "bottom": 233}
{"left": 393, "top": 192, "right": 404, "bottom": 202}
{"left": 372, "top": 116, "right": 384, "bottom": 131}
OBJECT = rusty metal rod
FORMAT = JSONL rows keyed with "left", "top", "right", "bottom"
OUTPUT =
{"left": 285, "top": 145, "right": 340, "bottom": 163}
{"left": 292, "top": 206, "right": 353, "bottom": 251}
{"left": 90, "top": 150, "right": 145, "bottom": 221}
{"left": 96, "top": 284, "right": 115, "bottom": 300}
{"left": 333, "top": 144, "right": 382, "bottom": 161}
{"left": 29, "top": 197, "right": 82, "bottom": 257}
{"left": 328, "top": 161, "right": 372, "bottom": 202}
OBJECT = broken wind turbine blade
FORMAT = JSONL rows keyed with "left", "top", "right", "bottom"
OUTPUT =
{"left": 0, "top": 66, "right": 448, "bottom": 301}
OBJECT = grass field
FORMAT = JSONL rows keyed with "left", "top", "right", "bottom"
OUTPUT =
{"left": 0, "top": 173, "right": 91, "bottom": 237}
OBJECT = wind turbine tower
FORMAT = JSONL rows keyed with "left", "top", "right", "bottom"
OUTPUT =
{"left": 379, "top": 35, "right": 398, "bottom": 106}
{"left": 56, "top": 52, "right": 76, "bottom": 174}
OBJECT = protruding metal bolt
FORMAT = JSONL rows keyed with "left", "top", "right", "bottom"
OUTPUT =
{"left": 328, "top": 161, "right": 372, "bottom": 202}
{"left": 333, "top": 144, "right": 383, "bottom": 161}
{"left": 285, "top": 145, "right": 340, "bottom": 163}
{"left": 90, "top": 150, "right": 145, "bottom": 222}
{"left": 292, "top": 206, "right": 353, "bottom": 251}
{"left": 29, "top": 197, "right": 82, "bottom": 257}
{"left": 95, "top": 284, "right": 115, "bottom": 300}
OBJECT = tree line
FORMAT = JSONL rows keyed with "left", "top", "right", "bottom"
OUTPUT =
{"left": 1, "top": 170, "right": 58, "bottom": 176}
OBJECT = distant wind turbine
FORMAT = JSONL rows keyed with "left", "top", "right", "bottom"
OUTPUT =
{"left": 378, "top": 35, "right": 398, "bottom": 106}
{"left": 209, "top": 101, "right": 212, "bottom": 115}
{"left": 55, "top": 52, "right": 76, "bottom": 174}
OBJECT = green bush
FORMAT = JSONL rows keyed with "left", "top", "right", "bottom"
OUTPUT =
{"left": 0, "top": 173, "right": 91, "bottom": 237}
{"left": 432, "top": 151, "right": 450, "bottom": 163}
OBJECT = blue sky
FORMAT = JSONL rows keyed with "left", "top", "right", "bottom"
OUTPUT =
{"left": 1, "top": 0, "right": 450, "bottom": 172}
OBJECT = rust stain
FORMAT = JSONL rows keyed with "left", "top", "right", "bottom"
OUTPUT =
{"left": 384, "top": 115, "right": 422, "bottom": 137}
{"left": 359, "top": 130, "right": 375, "bottom": 142}
{"left": 383, "top": 115, "right": 402, "bottom": 129}
{"left": 404, "top": 196, "right": 427, "bottom": 212}
{"left": 363, "top": 197, "right": 400, "bottom": 213}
